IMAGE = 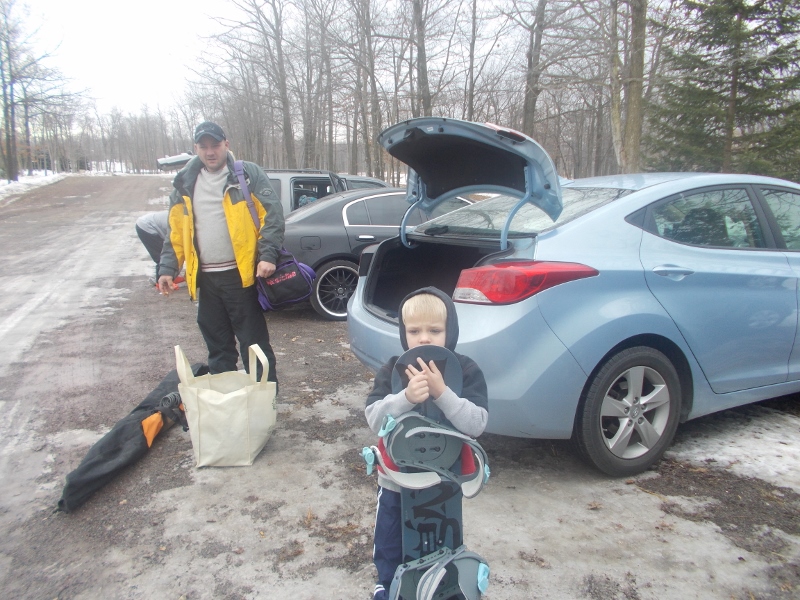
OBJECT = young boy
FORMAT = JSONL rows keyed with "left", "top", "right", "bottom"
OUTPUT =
{"left": 365, "top": 287, "right": 488, "bottom": 600}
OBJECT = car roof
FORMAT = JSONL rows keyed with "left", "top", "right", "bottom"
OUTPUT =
{"left": 341, "top": 174, "right": 390, "bottom": 184}
{"left": 285, "top": 187, "right": 406, "bottom": 222}
{"left": 264, "top": 168, "right": 336, "bottom": 176}
{"left": 563, "top": 172, "right": 800, "bottom": 192}
{"left": 561, "top": 172, "right": 699, "bottom": 190}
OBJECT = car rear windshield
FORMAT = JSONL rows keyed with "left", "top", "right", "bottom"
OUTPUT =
{"left": 416, "top": 187, "right": 632, "bottom": 237}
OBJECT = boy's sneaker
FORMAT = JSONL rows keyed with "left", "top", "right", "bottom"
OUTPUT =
{"left": 372, "top": 584, "right": 387, "bottom": 600}
{"left": 174, "top": 275, "right": 186, "bottom": 287}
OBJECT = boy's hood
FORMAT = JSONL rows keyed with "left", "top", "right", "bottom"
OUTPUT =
{"left": 398, "top": 287, "right": 459, "bottom": 352}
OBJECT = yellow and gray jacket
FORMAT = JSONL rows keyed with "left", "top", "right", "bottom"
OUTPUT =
{"left": 159, "top": 153, "right": 284, "bottom": 300}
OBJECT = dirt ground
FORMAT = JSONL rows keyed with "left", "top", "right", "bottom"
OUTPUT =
{"left": 0, "top": 175, "right": 798, "bottom": 600}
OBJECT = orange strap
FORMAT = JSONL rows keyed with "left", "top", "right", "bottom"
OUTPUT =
{"left": 141, "top": 413, "right": 164, "bottom": 448}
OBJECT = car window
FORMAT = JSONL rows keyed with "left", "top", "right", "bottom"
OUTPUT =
{"left": 760, "top": 188, "right": 800, "bottom": 250}
{"left": 268, "top": 178, "right": 281, "bottom": 199}
{"left": 292, "top": 178, "right": 334, "bottom": 209}
{"left": 426, "top": 197, "right": 470, "bottom": 219}
{"left": 417, "top": 187, "right": 629, "bottom": 237}
{"left": 348, "top": 180, "right": 383, "bottom": 189}
{"left": 364, "top": 195, "right": 414, "bottom": 226}
{"left": 652, "top": 187, "right": 765, "bottom": 248}
{"left": 345, "top": 200, "right": 369, "bottom": 225}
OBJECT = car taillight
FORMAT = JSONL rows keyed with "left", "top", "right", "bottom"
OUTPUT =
{"left": 453, "top": 261, "right": 599, "bottom": 304}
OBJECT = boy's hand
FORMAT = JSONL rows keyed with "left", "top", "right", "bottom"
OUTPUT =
{"left": 404, "top": 358, "right": 447, "bottom": 403}
{"left": 417, "top": 357, "right": 446, "bottom": 399}
{"left": 404, "top": 364, "right": 429, "bottom": 404}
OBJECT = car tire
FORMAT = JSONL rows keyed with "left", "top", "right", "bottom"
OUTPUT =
{"left": 310, "top": 259, "right": 359, "bottom": 321}
{"left": 574, "top": 346, "right": 682, "bottom": 477}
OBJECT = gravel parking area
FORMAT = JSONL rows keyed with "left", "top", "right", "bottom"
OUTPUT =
{"left": 0, "top": 175, "right": 798, "bottom": 599}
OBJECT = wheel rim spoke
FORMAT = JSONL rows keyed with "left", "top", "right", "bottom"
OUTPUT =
{"left": 626, "top": 366, "right": 646, "bottom": 399}
{"left": 641, "top": 384, "right": 669, "bottom": 410}
{"left": 606, "top": 419, "right": 634, "bottom": 454}
{"left": 634, "top": 417, "right": 661, "bottom": 449}
{"left": 601, "top": 395, "right": 629, "bottom": 418}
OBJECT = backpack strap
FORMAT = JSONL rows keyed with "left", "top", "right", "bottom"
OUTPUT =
{"left": 233, "top": 160, "right": 259, "bottom": 230}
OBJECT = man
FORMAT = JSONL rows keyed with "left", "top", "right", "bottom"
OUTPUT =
{"left": 136, "top": 210, "right": 186, "bottom": 287}
{"left": 158, "top": 121, "right": 283, "bottom": 383}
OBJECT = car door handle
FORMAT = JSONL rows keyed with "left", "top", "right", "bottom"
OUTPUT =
{"left": 357, "top": 235, "right": 376, "bottom": 241}
{"left": 652, "top": 265, "right": 695, "bottom": 281}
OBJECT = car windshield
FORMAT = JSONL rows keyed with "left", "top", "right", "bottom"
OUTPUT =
{"left": 415, "top": 186, "right": 632, "bottom": 237}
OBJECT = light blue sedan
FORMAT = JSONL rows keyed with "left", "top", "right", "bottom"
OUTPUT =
{"left": 347, "top": 117, "right": 800, "bottom": 476}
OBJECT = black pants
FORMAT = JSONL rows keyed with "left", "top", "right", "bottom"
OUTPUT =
{"left": 373, "top": 487, "right": 402, "bottom": 591}
{"left": 135, "top": 224, "right": 164, "bottom": 278}
{"left": 196, "top": 269, "right": 278, "bottom": 384}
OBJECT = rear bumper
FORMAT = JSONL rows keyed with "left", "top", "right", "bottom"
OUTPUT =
{"left": 347, "top": 279, "right": 587, "bottom": 439}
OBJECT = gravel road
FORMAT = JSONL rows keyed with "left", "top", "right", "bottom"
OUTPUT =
{"left": 0, "top": 174, "right": 798, "bottom": 600}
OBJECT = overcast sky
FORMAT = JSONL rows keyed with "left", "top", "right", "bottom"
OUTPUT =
{"left": 28, "top": 0, "right": 227, "bottom": 113}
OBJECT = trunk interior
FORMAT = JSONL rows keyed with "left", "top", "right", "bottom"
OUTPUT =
{"left": 365, "top": 238, "right": 498, "bottom": 319}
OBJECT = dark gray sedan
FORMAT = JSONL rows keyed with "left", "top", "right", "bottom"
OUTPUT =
{"left": 284, "top": 187, "right": 470, "bottom": 320}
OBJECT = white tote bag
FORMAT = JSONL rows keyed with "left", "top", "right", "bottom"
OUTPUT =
{"left": 175, "top": 344, "right": 277, "bottom": 467}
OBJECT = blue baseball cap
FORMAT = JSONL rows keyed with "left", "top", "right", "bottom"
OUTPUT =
{"left": 194, "top": 121, "right": 226, "bottom": 143}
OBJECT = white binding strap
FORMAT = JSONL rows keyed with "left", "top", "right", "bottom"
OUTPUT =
{"left": 370, "top": 445, "right": 441, "bottom": 490}
{"left": 398, "top": 425, "right": 487, "bottom": 498}
{"left": 460, "top": 447, "right": 486, "bottom": 499}
{"left": 416, "top": 557, "right": 450, "bottom": 600}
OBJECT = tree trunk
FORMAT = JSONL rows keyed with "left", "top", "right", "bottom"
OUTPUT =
{"left": 23, "top": 94, "right": 31, "bottom": 175}
{"left": 722, "top": 12, "right": 742, "bottom": 172}
{"left": 412, "top": 0, "right": 432, "bottom": 116}
{"left": 1, "top": 18, "right": 17, "bottom": 181}
{"left": 594, "top": 88, "right": 604, "bottom": 176}
{"left": 608, "top": 0, "right": 627, "bottom": 172}
{"left": 522, "top": 0, "right": 547, "bottom": 137}
{"left": 356, "top": 66, "right": 372, "bottom": 176}
{"left": 363, "top": 0, "right": 384, "bottom": 178}
{"left": 350, "top": 99, "right": 359, "bottom": 175}
{"left": 623, "top": 0, "right": 647, "bottom": 173}
{"left": 466, "top": 0, "right": 477, "bottom": 121}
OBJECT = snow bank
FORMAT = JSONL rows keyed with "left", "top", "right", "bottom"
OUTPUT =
{"left": 0, "top": 172, "right": 67, "bottom": 206}
{"left": 667, "top": 404, "right": 800, "bottom": 492}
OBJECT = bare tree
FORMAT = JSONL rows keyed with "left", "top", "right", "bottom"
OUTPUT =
{"left": 227, "top": 0, "right": 299, "bottom": 168}
{"left": 577, "top": 0, "right": 648, "bottom": 173}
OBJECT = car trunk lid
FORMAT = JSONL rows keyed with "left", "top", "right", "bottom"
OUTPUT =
{"left": 379, "top": 118, "right": 563, "bottom": 247}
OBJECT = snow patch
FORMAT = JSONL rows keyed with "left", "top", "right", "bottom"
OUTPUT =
{"left": 667, "top": 404, "right": 800, "bottom": 492}
{"left": 0, "top": 172, "right": 67, "bottom": 206}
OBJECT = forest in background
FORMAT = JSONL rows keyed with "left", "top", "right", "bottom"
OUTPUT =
{"left": 0, "top": 0, "right": 798, "bottom": 184}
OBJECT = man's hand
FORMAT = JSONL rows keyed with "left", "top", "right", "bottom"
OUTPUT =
{"left": 257, "top": 261, "right": 277, "bottom": 278}
{"left": 158, "top": 275, "right": 175, "bottom": 295}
